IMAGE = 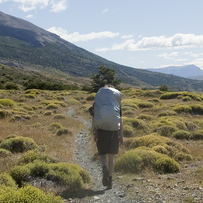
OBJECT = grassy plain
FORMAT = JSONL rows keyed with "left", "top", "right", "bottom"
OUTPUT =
{"left": 1, "top": 88, "right": 203, "bottom": 201}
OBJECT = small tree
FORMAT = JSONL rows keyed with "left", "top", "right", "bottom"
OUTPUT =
{"left": 91, "top": 66, "right": 121, "bottom": 92}
{"left": 159, "top": 84, "right": 169, "bottom": 91}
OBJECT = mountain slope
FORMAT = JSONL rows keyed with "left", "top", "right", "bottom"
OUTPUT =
{"left": 148, "top": 65, "right": 203, "bottom": 78}
{"left": 1, "top": 11, "right": 203, "bottom": 91}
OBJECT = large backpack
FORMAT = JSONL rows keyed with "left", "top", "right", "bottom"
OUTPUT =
{"left": 93, "top": 86, "right": 122, "bottom": 131}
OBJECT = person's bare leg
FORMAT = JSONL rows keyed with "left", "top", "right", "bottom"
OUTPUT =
{"left": 100, "top": 155, "right": 107, "bottom": 167}
{"left": 108, "top": 154, "right": 115, "bottom": 176}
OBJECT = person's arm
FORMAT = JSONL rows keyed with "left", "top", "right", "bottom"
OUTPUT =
{"left": 119, "top": 118, "right": 123, "bottom": 144}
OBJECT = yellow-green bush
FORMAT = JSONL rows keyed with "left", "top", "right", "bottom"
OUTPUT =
{"left": 49, "top": 122, "right": 63, "bottom": 130}
{"left": 44, "top": 110, "right": 52, "bottom": 116}
{"left": 56, "top": 128, "right": 71, "bottom": 136}
{"left": 0, "top": 148, "right": 11, "bottom": 157}
{"left": 123, "top": 125, "right": 135, "bottom": 137}
{"left": 192, "top": 130, "right": 203, "bottom": 140}
{"left": 86, "top": 93, "right": 96, "bottom": 101}
{"left": 18, "top": 150, "right": 56, "bottom": 165}
{"left": 122, "top": 99, "right": 139, "bottom": 110}
{"left": 10, "top": 162, "right": 90, "bottom": 191}
{"left": 0, "top": 173, "right": 17, "bottom": 188}
{"left": 10, "top": 165, "right": 31, "bottom": 187}
{"left": 115, "top": 147, "right": 180, "bottom": 173}
{"left": 190, "top": 104, "right": 203, "bottom": 115}
{"left": 0, "top": 185, "right": 63, "bottom": 203}
{"left": 53, "top": 114, "right": 66, "bottom": 119}
{"left": 172, "top": 130, "right": 191, "bottom": 140}
{"left": 46, "top": 104, "right": 58, "bottom": 110}
{"left": 137, "top": 114, "right": 153, "bottom": 120}
{"left": 172, "top": 105, "right": 192, "bottom": 113}
{"left": 136, "top": 101, "right": 154, "bottom": 108}
{"left": 154, "top": 125, "right": 177, "bottom": 137}
{"left": 158, "top": 110, "right": 177, "bottom": 117}
{"left": 160, "top": 92, "right": 181, "bottom": 100}
{"left": 0, "top": 136, "right": 38, "bottom": 153}
{"left": 0, "top": 99, "right": 16, "bottom": 108}
{"left": 0, "top": 110, "right": 9, "bottom": 119}
{"left": 123, "top": 134, "right": 191, "bottom": 161}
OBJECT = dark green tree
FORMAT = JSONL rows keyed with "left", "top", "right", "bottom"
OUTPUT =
{"left": 91, "top": 66, "right": 121, "bottom": 92}
{"left": 159, "top": 84, "right": 169, "bottom": 91}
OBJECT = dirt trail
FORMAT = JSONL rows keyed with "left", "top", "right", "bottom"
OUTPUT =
{"left": 66, "top": 107, "right": 138, "bottom": 203}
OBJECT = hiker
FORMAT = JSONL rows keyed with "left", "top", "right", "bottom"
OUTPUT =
{"left": 89, "top": 85, "right": 123, "bottom": 189}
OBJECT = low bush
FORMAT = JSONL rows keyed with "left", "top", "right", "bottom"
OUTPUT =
{"left": 0, "top": 110, "right": 9, "bottom": 119}
{"left": 0, "top": 185, "right": 63, "bottom": 203}
{"left": 172, "top": 130, "right": 191, "bottom": 140}
{"left": 0, "top": 99, "right": 16, "bottom": 108}
{"left": 190, "top": 104, "right": 203, "bottom": 115}
{"left": 191, "top": 130, "right": 203, "bottom": 140}
{"left": 50, "top": 122, "right": 63, "bottom": 130}
{"left": 10, "top": 165, "right": 31, "bottom": 187}
{"left": 123, "top": 134, "right": 191, "bottom": 161}
{"left": 56, "top": 128, "right": 71, "bottom": 136}
{"left": 18, "top": 150, "right": 56, "bottom": 165}
{"left": 122, "top": 99, "right": 139, "bottom": 110}
{"left": 0, "top": 173, "right": 17, "bottom": 188}
{"left": 137, "top": 114, "right": 153, "bottom": 120}
{"left": 172, "top": 105, "right": 192, "bottom": 113}
{"left": 53, "top": 114, "right": 66, "bottom": 119}
{"left": 46, "top": 104, "right": 58, "bottom": 110}
{"left": 154, "top": 125, "right": 177, "bottom": 137}
{"left": 44, "top": 110, "right": 52, "bottom": 116}
{"left": 0, "top": 136, "right": 38, "bottom": 153}
{"left": 0, "top": 148, "right": 11, "bottom": 157}
{"left": 86, "top": 93, "right": 96, "bottom": 101}
{"left": 123, "top": 125, "right": 134, "bottom": 137}
{"left": 115, "top": 147, "right": 180, "bottom": 174}
{"left": 160, "top": 92, "right": 181, "bottom": 100}
{"left": 136, "top": 101, "right": 154, "bottom": 108}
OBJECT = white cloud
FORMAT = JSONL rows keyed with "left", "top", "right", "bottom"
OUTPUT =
{"left": 157, "top": 52, "right": 179, "bottom": 60}
{"left": 121, "top": 35, "right": 134, "bottom": 39}
{"left": 47, "top": 27, "right": 119, "bottom": 42}
{"left": 50, "top": 0, "right": 68, "bottom": 13}
{"left": 98, "top": 33, "right": 203, "bottom": 52}
{"left": 25, "top": 14, "right": 34, "bottom": 18}
{"left": 101, "top": 8, "right": 109, "bottom": 14}
{"left": 0, "top": 0, "right": 68, "bottom": 12}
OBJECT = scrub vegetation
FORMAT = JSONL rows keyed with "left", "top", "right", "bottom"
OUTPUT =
{"left": 0, "top": 86, "right": 203, "bottom": 201}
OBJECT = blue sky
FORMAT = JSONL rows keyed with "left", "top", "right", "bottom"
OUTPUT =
{"left": 1, "top": 0, "right": 203, "bottom": 70}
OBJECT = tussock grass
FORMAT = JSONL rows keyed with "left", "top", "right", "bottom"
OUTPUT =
{"left": 115, "top": 147, "right": 180, "bottom": 174}
{"left": 0, "top": 99, "right": 16, "bottom": 108}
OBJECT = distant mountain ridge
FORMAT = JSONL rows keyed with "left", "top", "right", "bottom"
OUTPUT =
{"left": 148, "top": 65, "right": 203, "bottom": 79}
{"left": 1, "top": 11, "right": 203, "bottom": 91}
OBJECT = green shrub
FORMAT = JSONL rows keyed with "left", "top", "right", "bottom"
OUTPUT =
{"left": 115, "top": 150, "right": 143, "bottom": 173}
{"left": 25, "top": 94, "right": 36, "bottom": 99}
{"left": 160, "top": 92, "right": 181, "bottom": 99}
{"left": 0, "top": 99, "right": 16, "bottom": 108}
{"left": 56, "top": 128, "right": 71, "bottom": 136}
{"left": 137, "top": 114, "right": 153, "bottom": 120}
{"left": 46, "top": 104, "right": 58, "bottom": 110}
{"left": 0, "top": 173, "right": 17, "bottom": 188}
{"left": 28, "top": 161, "right": 50, "bottom": 177}
{"left": 0, "top": 136, "right": 38, "bottom": 153}
{"left": 158, "top": 110, "right": 177, "bottom": 117}
{"left": 115, "top": 147, "right": 180, "bottom": 174}
{"left": 10, "top": 165, "right": 30, "bottom": 187}
{"left": 86, "top": 93, "right": 96, "bottom": 101}
{"left": 182, "top": 96, "right": 192, "bottom": 101}
{"left": 0, "top": 148, "right": 11, "bottom": 157}
{"left": 123, "top": 134, "right": 191, "bottom": 161}
{"left": 154, "top": 157, "right": 180, "bottom": 173}
{"left": 50, "top": 122, "right": 63, "bottom": 129}
{"left": 123, "top": 125, "right": 134, "bottom": 137}
{"left": 172, "top": 105, "right": 192, "bottom": 113}
{"left": 136, "top": 101, "right": 154, "bottom": 108}
{"left": 0, "top": 110, "right": 9, "bottom": 119}
{"left": 172, "top": 130, "right": 191, "bottom": 140}
{"left": 18, "top": 150, "right": 56, "bottom": 165}
{"left": 191, "top": 130, "right": 203, "bottom": 140}
{"left": 122, "top": 99, "right": 139, "bottom": 110}
{"left": 53, "top": 114, "right": 66, "bottom": 119}
{"left": 154, "top": 125, "right": 177, "bottom": 137}
{"left": 0, "top": 185, "right": 63, "bottom": 203}
{"left": 190, "top": 104, "right": 203, "bottom": 115}
{"left": 44, "top": 110, "right": 52, "bottom": 116}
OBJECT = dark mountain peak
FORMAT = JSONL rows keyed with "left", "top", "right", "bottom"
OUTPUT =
{"left": 0, "top": 11, "right": 61, "bottom": 46}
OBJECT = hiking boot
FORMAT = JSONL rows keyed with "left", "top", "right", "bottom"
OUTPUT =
{"left": 107, "top": 176, "right": 112, "bottom": 189}
{"left": 102, "top": 166, "right": 109, "bottom": 186}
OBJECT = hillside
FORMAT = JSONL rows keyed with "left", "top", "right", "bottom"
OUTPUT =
{"left": 1, "top": 11, "right": 203, "bottom": 91}
{"left": 148, "top": 64, "right": 203, "bottom": 78}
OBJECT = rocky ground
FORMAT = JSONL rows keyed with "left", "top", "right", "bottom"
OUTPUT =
{"left": 66, "top": 107, "right": 203, "bottom": 203}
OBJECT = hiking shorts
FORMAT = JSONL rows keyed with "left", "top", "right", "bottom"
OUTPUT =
{"left": 96, "top": 129, "right": 119, "bottom": 155}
